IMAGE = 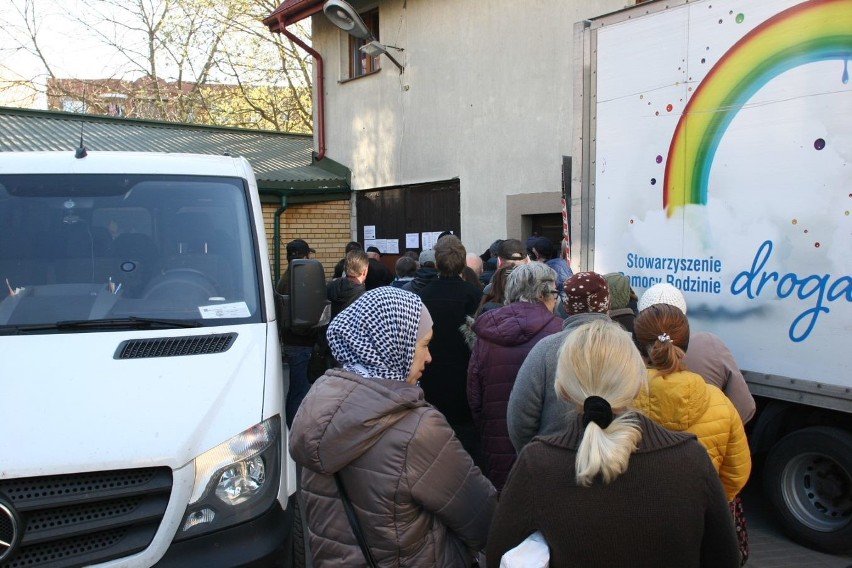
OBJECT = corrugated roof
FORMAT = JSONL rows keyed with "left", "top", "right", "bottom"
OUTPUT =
{"left": 0, "top": 107, "right": 348, "bottom": 191}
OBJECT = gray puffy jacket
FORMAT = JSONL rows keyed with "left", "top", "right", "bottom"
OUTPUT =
{"left": 289, "top": 369, "right": 497, "bottom": 567}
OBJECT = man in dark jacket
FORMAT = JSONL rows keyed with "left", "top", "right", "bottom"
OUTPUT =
{"left": 277, "top": 238, "right": 317, "bottom": 428}
{"left": 416, "top": 236, "right": 483, "bottom": 463}
{"left": 402, "top": 249, "right": 439, "bottom": 293}
{"left": 321, "top": 250, "right": 369, "bottom": 369}
{"left": 327, "top": 250, "right": 369, "bottom": 320}
{"left": 333, "top": 241, "right": 362, "bottom": 279}
{"left": 365, "top": 246, "right": 394, "bottom": 290}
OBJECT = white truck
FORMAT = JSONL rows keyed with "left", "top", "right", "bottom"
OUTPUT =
{"left": 0, "top": 151, "right": 299, "bottom": 566}
{"left": 573, "top": 0, "right": 852, "bottom": 553}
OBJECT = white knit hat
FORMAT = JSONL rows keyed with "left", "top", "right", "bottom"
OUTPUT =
{"left": 637, "top": 283, "right": 687, "bottom": 314}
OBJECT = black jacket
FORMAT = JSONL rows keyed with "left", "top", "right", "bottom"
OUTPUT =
{"left": 402, "top": 267, "right": 439, "bottom": 294}
{"left": 416, "top": 276, "right": 483, "bottom": 424}
{"left": 365, "top": 258, "right": 394, "bottom": 290}
{"left": 327, "top": 277, "right": 366, "bottom": 319}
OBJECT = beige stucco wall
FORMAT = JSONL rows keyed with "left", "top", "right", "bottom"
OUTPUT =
{"left": 310, "top": 0, "right": 628, "bottom": 255}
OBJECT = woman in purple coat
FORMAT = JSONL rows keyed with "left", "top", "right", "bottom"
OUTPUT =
{"left": 467, "top": 262, "right": 563, "bottom": 491}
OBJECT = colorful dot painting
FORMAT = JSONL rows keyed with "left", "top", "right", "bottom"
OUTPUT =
{"left": 666, "top": 104, "right": 673, "bottom": 112}
{"left": 656, "top": 155, "right": 663, "bottom": 164}
{"left": 736, "top": 13, "right": 745, "bottom": 23}
{"left": 651, "top": 178, "right": 657, "bottom": 185}
{"left": 814, "top": 138, "right": 826, "bottom": 150}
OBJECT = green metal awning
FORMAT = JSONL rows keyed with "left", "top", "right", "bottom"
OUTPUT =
{"left": 0, "top": 106, "right": 349, "bottom": 198}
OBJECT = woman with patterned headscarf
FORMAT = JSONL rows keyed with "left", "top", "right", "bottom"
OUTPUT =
{"left": 289, "top": 287, "right": 496, "bottom": 567}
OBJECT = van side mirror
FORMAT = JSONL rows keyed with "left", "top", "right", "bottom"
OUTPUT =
{"left": 276, "top": 259, "right": 328, "bottom": 333}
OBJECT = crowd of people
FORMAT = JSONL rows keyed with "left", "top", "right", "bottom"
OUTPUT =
{"left": 279, "top": 233, "right": 753, "bottom": 567}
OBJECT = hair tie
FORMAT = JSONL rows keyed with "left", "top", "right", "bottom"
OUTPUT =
{"left": 582, "top": 396, "right": 614, "bottom": 429}
{"left": 657, "top": 333, "right": 671, "bottom": 343}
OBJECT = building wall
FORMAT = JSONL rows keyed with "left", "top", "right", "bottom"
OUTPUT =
{"left": 261, "top": 200, "right": 351, "bottom": 281}
{"left": 310, "top": 0, "right": 628, "bottom": 256}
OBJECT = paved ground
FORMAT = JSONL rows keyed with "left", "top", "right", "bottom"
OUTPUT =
{"left": 742, "top": 481, "right": 852, "bottom": 568}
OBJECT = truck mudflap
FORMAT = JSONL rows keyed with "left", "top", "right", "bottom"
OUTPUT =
{"left": 156, "top": 495, "right": 297, "bottom": 568}
{"left": 763, "top": 426, "right": 852, "bottom": 554}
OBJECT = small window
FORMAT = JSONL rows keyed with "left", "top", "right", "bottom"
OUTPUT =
{"left": 348, "top": 8, "right": 381, "bottom": 78}
{"left": 62, "top": 98, "right": 87, "bottom": 113}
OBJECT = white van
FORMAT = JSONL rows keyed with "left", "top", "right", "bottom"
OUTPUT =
{"left": 0, "top": 151, "right": 298, "bottom": 567}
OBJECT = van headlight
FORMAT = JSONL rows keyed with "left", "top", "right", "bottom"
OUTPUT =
{"left": 175, "top": 416, "right": 280, "bottom": 540}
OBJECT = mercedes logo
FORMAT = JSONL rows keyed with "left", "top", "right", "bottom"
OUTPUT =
{"left": 0, "top": 497, "right": 21, "bottom": 563}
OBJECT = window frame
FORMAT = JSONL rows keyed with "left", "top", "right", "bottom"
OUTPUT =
{"left": 347, "top": 8, "right": 381, "bottom": 79}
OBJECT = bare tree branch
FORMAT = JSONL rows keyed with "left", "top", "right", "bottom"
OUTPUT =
{"left": 1, "top": 0, "right": 315, "bottom": 132}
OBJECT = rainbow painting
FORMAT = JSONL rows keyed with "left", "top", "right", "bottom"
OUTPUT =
{"left": 664, "top": 0, "right": 852, "bottom": 216}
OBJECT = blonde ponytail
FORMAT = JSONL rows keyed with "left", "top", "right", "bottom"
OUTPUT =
{"left": 554, "top": 319, "right": 647, "bottom": 486}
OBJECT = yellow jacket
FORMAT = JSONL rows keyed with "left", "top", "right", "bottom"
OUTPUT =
{"left": 634, "top": 369, "right": 751, "bottom": 500}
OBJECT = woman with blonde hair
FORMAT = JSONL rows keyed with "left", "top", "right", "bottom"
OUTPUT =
{"left": 632, "top": 304, "right": 751, "bottom": 503}
{"left": 487, "top": 319, "right": 738, "bottom": 566}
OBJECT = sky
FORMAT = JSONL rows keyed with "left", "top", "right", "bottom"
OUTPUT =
{"left": 0, "top": 0, "right": 310, "bottom": 108}
{"left": 0, "top": 1, "right": 124, "bottom": 81}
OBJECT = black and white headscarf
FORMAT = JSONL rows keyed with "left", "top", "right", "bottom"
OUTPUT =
{"left": 327, "top": 286, "right": 428, "bottom": 381}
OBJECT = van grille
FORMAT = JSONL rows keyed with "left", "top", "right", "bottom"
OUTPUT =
{"left": 0, "top": 468, "right": 172, "bottom": 568}
{"left": 115, "top": 333, "right": 237, "bottom": 359}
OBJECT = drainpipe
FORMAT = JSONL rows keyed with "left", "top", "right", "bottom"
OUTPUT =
{"left": 277, "top": 15, "right": 326, "bottom": 161}
{"left": 273, "top": 195, "right": 289, "bottom": 284}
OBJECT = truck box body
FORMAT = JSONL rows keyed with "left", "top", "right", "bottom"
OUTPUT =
{"left": 574, "top": 0, "right": 851, "bottom": 553}
{"left": 0, "top": 151, "right": 297, "bottom": 566}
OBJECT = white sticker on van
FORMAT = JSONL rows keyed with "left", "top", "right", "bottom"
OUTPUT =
{"left": 199, "top": 302, "right": 251, "bottom": 319}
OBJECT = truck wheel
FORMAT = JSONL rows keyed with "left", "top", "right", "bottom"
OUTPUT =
{"left": 764, "top": 426, "right": 852, "bottom": 554}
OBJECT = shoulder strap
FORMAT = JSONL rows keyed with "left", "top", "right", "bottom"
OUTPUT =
{"left": 334, "top": 472, "right": 379, "bottom": 568}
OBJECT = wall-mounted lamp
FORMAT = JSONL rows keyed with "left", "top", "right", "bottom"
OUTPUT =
{"left": 323, "top": 0, "right": 405, "bottom": 74}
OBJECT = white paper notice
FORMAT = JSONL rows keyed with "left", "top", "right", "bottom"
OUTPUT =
{"left": 406, "top": 233, "right": 419, "bottom": 249}
{"left": 421, "top": 231, "right": 443, "bottom": 250}
{"left": 364, "top": 225, "right": 376, "bottom": 240}
{"left": 364, "top": 239, "right": 377, "bottom": 251}
{"left": 199, "top": 301, "right": 251, "bottom": 319}
{"left": 384, "top": 239, "right": 400, "bottom": 254}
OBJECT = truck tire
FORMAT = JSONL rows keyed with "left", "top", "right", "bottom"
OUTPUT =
{"left": 763, "top": 426, "right": 852, "bottom": 554}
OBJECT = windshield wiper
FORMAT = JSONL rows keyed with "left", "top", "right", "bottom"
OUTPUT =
{"left": 0, "top": 317, "right": 201, "bottom": 334}
{"left": 59, "top": 317, "right": 202, "bottom": 329}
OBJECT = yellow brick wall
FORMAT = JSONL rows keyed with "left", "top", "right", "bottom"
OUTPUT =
{"left": 262, "top": 200, "right": 351, "bottom": 281}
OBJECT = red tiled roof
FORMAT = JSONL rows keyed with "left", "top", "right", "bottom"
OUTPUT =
{"left": 263, "top": 0, "right": 324, "bottom": 30}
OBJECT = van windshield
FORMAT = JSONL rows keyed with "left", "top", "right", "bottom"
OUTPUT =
{"left": 0, "top": 174, "right": 262, "bottom": 332}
